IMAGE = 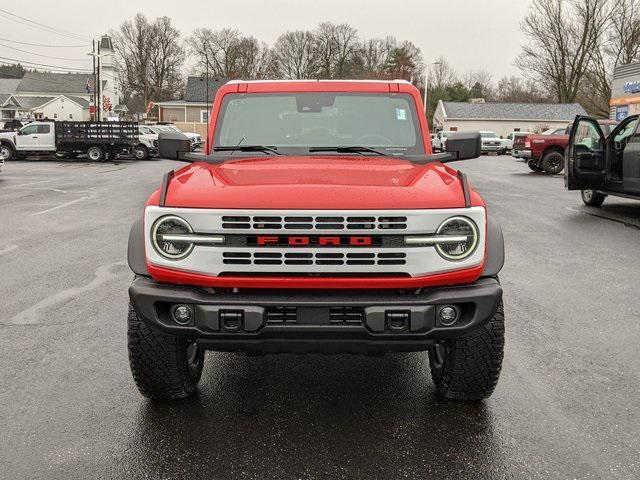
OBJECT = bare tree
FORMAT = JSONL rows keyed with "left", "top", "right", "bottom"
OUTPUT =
{"left": 113, "top": 13, "right": 155, "bottom": 107}
{"left": 494, "top": 76, "right": 552, "bottom": 103}
{"left": 429, "top": 56, "right": 457, "bottom": 90}
{"left": 312, "top": 23, "right": 360, "bottom": 78}
{"left": 356, "top": 37, "right": 396, "bottom": 78}
{"left": 272, "top": 30, "right": 319, "bottom": 79}
{"left": 148, "top": 16, "right": 184, "bottom": 101}
{"left": 517, "top": 0, "right": 611, "bottom": 103}
{"left": 581, "top": 0, "right": 640, "bottom": 116}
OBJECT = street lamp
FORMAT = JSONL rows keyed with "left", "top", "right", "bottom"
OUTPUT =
{"left": 423, "top": 61, "right": 442, "bottom": 123}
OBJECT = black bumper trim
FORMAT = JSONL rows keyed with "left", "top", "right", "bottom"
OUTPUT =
{"left": 129, "top": 277, "right": 502, "bottom": 354}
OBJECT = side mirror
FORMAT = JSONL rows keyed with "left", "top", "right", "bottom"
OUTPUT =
{"left": 444, "top": 131, "right": 481, "bottom": 161}
{"left": 158, "top": 131, "right": 191, "bottom": 160}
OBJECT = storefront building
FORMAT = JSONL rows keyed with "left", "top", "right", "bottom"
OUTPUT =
{"left": 610, "top": 62, "right": 640, "bottom": 121}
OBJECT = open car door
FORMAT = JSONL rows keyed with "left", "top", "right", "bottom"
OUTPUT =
{"left": 565, "top": 116, "right": 607, "bottom": 191}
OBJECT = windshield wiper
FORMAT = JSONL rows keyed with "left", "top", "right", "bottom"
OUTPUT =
{"left": 308, "top": 146, "right": 386, "bottom": 156}
{"left": 214, "top": 145, "right": 282, "bottom": 155}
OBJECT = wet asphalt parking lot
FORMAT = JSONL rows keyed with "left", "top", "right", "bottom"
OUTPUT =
{"left": 1, "top": 155, "right": 639, "bottom": 480}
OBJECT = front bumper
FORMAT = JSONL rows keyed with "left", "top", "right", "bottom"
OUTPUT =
{"left": 512, "top": 149, "right": 531, "bottom": 159}
{"left": 481, "top": 145, "right": 503, "bottom": 152}
{"left": 129, "top": 276, "right": 502, "bottom": 354}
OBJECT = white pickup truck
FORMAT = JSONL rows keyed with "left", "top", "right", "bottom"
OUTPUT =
{"left": 0, "top": 121, "right": 152, "bottom": 161}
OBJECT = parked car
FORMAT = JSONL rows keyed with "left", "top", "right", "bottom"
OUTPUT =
{"left": 0, "top": 121, "right": 139, "bottom": 161}
{"left": 128, "top": 79, "right": 506, "bottom": 402}
{"left": 149, "top": 124, "right": 202, "bottom": 151}
{"left": 480, "top": 131, "right": 505, "bottom": 154}
{"left": 432, "top": 130, "right": 456, "bottom": 152}
{"left": 504, "top": 131, "right": 531, "bottom": 153}
{"left": 566, "top": 114, "right": 640, "bottom": 206}
{"left": 134, "top": 126, "right": 159, "bottom": 160}
{"left": 520, "top": 122, "right": 616, "bottom": 174}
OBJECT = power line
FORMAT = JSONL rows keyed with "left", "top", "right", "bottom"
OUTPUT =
{"left": 0, "top": 37, "right": 87, "bottom": 48}
{"left": 0, "top": 9, "right": 91, "bottom": 42}
{"left": 0, "top": 56, "right": 91, "bottom": 73}
{"left": 0, "top": 43, "right": 89, "bottom": 61}
{"left": 0, "top": 69, "right": 93, "bottom": 91}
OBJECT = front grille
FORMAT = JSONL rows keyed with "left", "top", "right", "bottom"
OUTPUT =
{"left": 329, "top": 307, "right": 365, "bottom": 324}
{"left": 266, "top": 306, "right": 297, "bottom": 324}
{"left": 264, "top": 306, "right": 364, "bottom": 325}
{"left": 221, "top": 216, "right": 407, "bottom": 231}
{"left": 222, "top": 251, "right": 406, "bottom": 266}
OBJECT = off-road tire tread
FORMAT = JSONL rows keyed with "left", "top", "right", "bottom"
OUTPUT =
{"left": 431, "top": 301, "right": 505, "bottom": 401}
{"left": 127, "top": 304, "right": 203, "bottom": 399}
{"left": 542, "top": 151, "right": 565, "bottom": 175}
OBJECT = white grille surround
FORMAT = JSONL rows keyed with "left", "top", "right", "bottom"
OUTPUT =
{"left": 144, "top": 207, "right": 487, "bottom": 278}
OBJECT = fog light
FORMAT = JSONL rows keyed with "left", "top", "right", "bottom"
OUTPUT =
{"left": 171, "top": 304, "right": 193, "bottom": 325}
{"left": 438, "top": 306, "right": 458, "bottom": 326}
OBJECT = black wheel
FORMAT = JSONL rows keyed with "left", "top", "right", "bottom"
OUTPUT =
{"left": 541, "top": 150, "right": 564, "bottom": 174}
{"left": 0, "top": 143, "right": 14, "bottom": 161}
{"left": 133, "top": 145, "right": 149, "bottom": 160}
{"left": 87, "top": 146, "right": 105, "bottom": 162}
{"left": 429, "top": 301, "right": 505, "bottom": 401}
{"left": 527, "top": 159, "right": 543, "bottom": 172}
{"left": 127, "top": 303, "right": 204, "bottom": 399}
{"left": 581, "top": 189, "right": 606, "bottom": 207}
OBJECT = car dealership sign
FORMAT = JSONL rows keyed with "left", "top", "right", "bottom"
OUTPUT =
{"left": 623, "top": 81, "right": 640, "bottom": 94}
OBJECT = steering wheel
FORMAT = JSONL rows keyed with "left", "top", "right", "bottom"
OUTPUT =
{"left": 354, "top": 134, "right": 394, "bottom": 145}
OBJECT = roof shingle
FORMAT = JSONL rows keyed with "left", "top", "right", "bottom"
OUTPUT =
{"left": 185, "top": 76, "right": 227, "bottom": 102}
{"left": 17, "top": 72, "right": 92, "bottom": 95}
{"left": 441, "top": 101, "right": 587, "bottom": 121}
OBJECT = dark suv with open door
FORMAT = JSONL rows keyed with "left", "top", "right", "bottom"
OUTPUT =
{"left": 565, "top": 115, "right": 640, "bottom": 206}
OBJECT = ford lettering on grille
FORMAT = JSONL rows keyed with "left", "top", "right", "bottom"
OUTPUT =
{"left": 253, "top": 235, "right": 375, "bottom": 247}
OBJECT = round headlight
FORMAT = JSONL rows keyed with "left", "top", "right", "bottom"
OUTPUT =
{"left": 435, "top": 216, "right": 479, "bottom": 261}
{"left": 151, "top": 215, "right": 194, "bottom": 260}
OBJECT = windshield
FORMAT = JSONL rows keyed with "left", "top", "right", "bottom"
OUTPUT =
{"left": 139, "top": 126, "right": 154, "bottom": 135}
{"left": 214, "top": 92, "right": 424, "bottom": 155}
{"left": 480, "top": 132, "right": 498, "bottom": 138}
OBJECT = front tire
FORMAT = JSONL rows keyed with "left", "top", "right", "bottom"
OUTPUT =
{"left": 133, "top": 145, "right": 149, "bottom": 160}
{"left": 127, "top": 303, "right": 205, "bottom": 399}
{"left": 527, "top": 159, "right": 543, "bottom": 172}
{"left": 581, "top": 189, "right": 606, "bottom": 207}
{"left": 87, "top": 146, "right": 105, "bottom": 162}
{"left": 429, "top": 300, "right": 505, "bottom": 401}
{"left": 542, "top": 150, "right": 564, "bottom": 174}
{"left": 0, "top": 144, "right": 14, "bottom": 161}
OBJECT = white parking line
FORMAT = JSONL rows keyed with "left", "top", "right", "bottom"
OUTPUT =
{"left": 0, "top": 245, "right": 17, "bottom": 256}
{"left": 29, "top": 194, "right": 94, "bottom": 216}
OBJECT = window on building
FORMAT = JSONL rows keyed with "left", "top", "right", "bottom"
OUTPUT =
{"left": 514, "top": 128, "right": 521, "bottom": 132}
{"left": 200, "top": 110, "right": 209, "bottom": 123}
{"left": 450, "top": 127, "right": 458, "bottom": 131}
{"left": 53, "top": 114, "right": 58, "bottom": 119}
{"left": 69, "top": 114, "right": 73, "bottom": 119}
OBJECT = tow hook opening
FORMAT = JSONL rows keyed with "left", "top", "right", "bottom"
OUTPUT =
{"left": 220, "top": 310, "right": 244, "bottom": 331}
{"left": 385, "top": 310, "right": 410, "bottom": 332}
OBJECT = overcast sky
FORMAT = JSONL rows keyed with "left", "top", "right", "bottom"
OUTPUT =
{"left": 0, "top": 0, "right": 532, "bottom": 81}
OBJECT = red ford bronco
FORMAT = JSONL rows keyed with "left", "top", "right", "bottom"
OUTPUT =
{"left": 127, "top": 80, "right": 505, "bottom": 401}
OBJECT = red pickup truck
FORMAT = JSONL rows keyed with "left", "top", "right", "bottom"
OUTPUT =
{"left": 514, "top": 120, "right": 618, "bottom": 174}
{"left": 126, "top": 80, "right": 505, "bottom": 402}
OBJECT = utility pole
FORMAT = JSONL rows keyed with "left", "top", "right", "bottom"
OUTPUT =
{"left": 92, "top": 39, "right": 97, "bottom": 121}
{"left": 96, "top": 41, "right": 102, "bottom": 122}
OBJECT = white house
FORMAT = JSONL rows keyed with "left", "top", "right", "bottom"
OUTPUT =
{"left": 0, "top": 34, "right": 122, "bottom": 123}
{"left": 432, "top": 100, "right": 587, "bottom": 137}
